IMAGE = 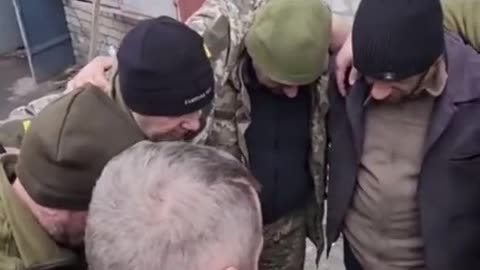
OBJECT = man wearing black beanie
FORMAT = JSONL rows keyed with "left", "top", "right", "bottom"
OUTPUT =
{"left": 0, "top": 16, "right": 214, "bottom": 270}
{"left": 0, "top": 16, "right": 214, "bottom": 146}
{"left": 114, "top": 16, "right": 214, "bottom": 142}
{"left": 327, "top": 0, "right": 480, "bottom": 270}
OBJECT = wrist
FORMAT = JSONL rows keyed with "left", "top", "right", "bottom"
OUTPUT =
{"left": 330, "top": 14, "right": 353, "bottom": 52}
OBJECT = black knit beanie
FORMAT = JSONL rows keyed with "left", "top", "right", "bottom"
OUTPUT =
{"left": 352, "top": 0, "right": 445, "bottom": 81}
{"left": 117, "top": 16, "right": 214, "bottom": 116}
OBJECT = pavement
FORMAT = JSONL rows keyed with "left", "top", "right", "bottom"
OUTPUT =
{"left": 306, "top": 238, "right": 345, "bottom": 270}
{"left": 0, "top": 54, "right": 73, "bottom": 119}
{"left": 0, "top": 54, "right": 32, "bottom": 117}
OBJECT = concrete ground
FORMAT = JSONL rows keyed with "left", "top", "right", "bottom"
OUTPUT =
{"left": 0, "top": 54, "right": 73, "bottom": 119}
{"left": 307, "top": 238, "right": 345, "bottom": 270}
{"left": 0, "top": 54, "right": 32, "bottom": 117}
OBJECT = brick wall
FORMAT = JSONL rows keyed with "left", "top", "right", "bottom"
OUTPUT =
{"left": 63, "top": 0, "right": 361, "bottom": 65}
{"left": 63, "top": 0, "right": 150, "bottom": 64}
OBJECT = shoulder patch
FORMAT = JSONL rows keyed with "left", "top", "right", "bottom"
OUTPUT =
{"left": 203, "top": 15, "right": 230, "bottom": 61}
{"left": 204, "top": 43, "right": 212, "bottom": 59}
{"left": 22, "top": 120, "right": 31, "bottom": 133}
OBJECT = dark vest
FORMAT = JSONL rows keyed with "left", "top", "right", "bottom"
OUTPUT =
{"left": 327, "top": 32, "right": 480, "bottom": 270}
{"left": 244, "top": 59, "right": 313, "bottom": 225}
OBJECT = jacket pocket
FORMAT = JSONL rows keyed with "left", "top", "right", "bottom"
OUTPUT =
{"left": 448, "top": 155, "right": 480, "bottom": 214}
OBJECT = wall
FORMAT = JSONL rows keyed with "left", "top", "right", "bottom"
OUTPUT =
{"left": 177, "top": 0, "right": 205, "bottom": 21}
{"left": 63, "top": 0, "right": 361, "bottom": 65}
{"left": 63, "top": 0, "right": 178, "bottom": 64}
{"left": 0, "top": 0, "right": 23, "bottom": 54}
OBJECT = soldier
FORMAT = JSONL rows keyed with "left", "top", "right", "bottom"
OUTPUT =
{"left": 0, "top": 16, "right": 214, "bottom": 149}
{"left": 3, "top": 1, "right": 480, "bottom": 270}
{"left": 0, "top": 86, "right": 144, "bottom": 269}
{"left": 5, "top": 2, "right": 337, "bottom": 268}
{"left": 174, "top": 1, "right": 334, "bottom": 268}
{"left": 0, "top": 16, "right": 216, "bottom": 270}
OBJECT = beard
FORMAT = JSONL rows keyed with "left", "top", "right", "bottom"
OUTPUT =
{"left": 149, "top": 118, "right": 206, "bottom": 142}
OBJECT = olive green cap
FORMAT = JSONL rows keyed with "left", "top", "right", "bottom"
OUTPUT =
{"left": 245, "top": 0, "right": 331, "bottom": 85}
{"left": 17, "top": 85, "right": 144, "bottom": 210}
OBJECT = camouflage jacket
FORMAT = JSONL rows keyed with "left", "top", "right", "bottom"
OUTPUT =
{"left": 0, "top": 94, "right": 62, "bottom": 149}
{"left": 186, "top": 0, "right": 330, "bottom": 258}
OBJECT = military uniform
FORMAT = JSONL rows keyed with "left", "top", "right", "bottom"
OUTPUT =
{"left": 0, "top": 153, "right": 82, "bottom": 270}
{"left": 187, "top": 1, "right": 329, "bottom": 269}
{"left": 0, "top": 1, "right": 479, "bottom": 270}
{"left": 0, "top": 87, "right": 148, "bottom": 270}
{"left": 187, "top": 1, "right": 480, "bottom": 269}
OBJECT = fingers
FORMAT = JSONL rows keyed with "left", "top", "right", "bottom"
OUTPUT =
{"left": 65, "top": 80, "right": 75, "bottom": 93}
{"left": 92, "top": 74, "right": 110, "bottom": 92}
{"left": 335, "top": 49, "right": 347, "bottom": 95}
{"left": 98, "top": 55, "right": 115, "bottom": 69}
{"left": 334, "top": 33, "right": 353, "bottom": 97}
{"left": 348, "top": 67, "right": 359, "bottom": 87}
{"left": 63, "top": 56, "right": 114, "bottom": 93}
{"left": 335, "top": 66, "right": 348, "bottom": 97}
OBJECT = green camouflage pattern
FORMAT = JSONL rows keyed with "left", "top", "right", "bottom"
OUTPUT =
{"left": 187, "top": 1, "right": 330, "bottom": 268}
{"left": 260, "top": 198, "right": 323, "bottom": 270}
{"left": 261, "top": 205, "right": 307, "bottom": 270}
{"left": 0, "top": 94, "right": 62, "bottom": 149}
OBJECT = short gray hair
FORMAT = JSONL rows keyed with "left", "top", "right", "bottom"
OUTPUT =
{"left": 86, "top": 141, "right": 262, "bottom": 270}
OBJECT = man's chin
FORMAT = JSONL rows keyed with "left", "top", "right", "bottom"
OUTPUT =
{"left": 55, "top": 234, "right": 84, "bottom": 249}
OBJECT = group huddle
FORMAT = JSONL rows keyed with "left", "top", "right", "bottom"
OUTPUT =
{"left": 0, "top": 0, "right": 480, "bottom": 270}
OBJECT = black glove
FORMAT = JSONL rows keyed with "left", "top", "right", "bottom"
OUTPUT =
{"left": 0, "top": 144, "right": 6, "bottom": 154}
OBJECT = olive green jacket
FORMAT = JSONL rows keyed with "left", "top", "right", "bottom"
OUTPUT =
{"left": 0, "top": 153, "right": 81, "bottom": 270}
{"left": 443, "top": 0, "right": 480, "bottom": 49}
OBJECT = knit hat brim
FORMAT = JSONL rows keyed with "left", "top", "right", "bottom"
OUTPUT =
{"left": 352, "top": 0, "right": 444, "bottom": 81}
{"left": 245, "top": 0, "right": 331, "bottom": 85}
{"left": 118, "top": 68, "right": 214, "bottom": 116}
{"left": 117, "top": 16, "right": 215, "bottom": 116}
{"left": 17, "top": 87, "right": 144, "bottom": 210}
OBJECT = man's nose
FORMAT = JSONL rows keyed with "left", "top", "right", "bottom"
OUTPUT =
{"left": 283, "top": 86, "right": 299, "bottom": 98}
{"left": 371, "top": 82, "right": 393, "bottom": 100}
{"left": 182, "top": 115, "right": 202, "bottom": 131}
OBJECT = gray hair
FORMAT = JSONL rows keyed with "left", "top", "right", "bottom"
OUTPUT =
{"left": 85, "top": 141, "right": 262, "bottom": 270}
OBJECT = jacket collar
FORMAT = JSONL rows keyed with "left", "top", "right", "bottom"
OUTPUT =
{"left": 346, "top": 32, "right": 480, "bottom": 156}
{"left": 110, "top": 70, "right": 147, "bottom": 140}
{"left": 0, "top": 154, "right": 77, "bottom": 269}
{"left": 424, "top": 32, "right": 480, "bottom": 153}
{"left": 442, "top": 32, "right": 480, "bottom": 104}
